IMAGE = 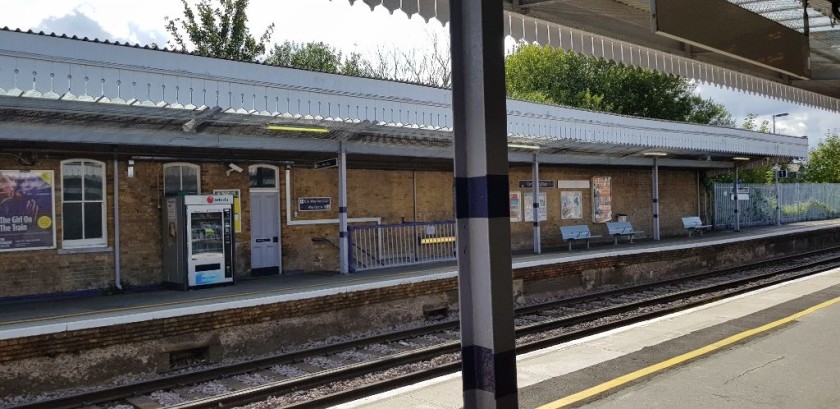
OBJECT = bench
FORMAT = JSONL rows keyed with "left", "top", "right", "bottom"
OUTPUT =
{"left": 682, "top": 216, "right": 713, "bottom": 237}
{"left": 560, "top": 225, "right": 602, "bottom": 251}
{"left": 606, "top": 221, "right": 642, "bottom": 245}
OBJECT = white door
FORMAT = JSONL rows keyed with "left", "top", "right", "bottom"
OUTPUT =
{"left": 250, "top": 191, "right": 281, "bottom": 275}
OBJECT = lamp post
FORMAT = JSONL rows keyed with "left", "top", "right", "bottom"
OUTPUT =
{"left": 772, "top": 113, "right": 789, "bottom": 134}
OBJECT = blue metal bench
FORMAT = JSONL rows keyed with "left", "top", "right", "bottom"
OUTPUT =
{"left": 606, "top": 221, "right": 642, "bottom": 244}
{"left": 682, "top": 216, "right": 713, "bottom": 237}
{"left": 560, "top": 225, "right": 602, "bottom": 251}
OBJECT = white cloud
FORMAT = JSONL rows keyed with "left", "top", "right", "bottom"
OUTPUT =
{"left": 696, "top": 84, "right": 837, "bottom": 148}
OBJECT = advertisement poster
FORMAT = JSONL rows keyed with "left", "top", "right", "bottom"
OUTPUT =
{"left": 524, "top": 192, "right": 548, "bottom": 222}
{"left": 592, "top": 176, "right": 612, "bottom": 223}
{"left": 509, "top": 191, "right": 522, "bottom": 222}
{"left": 561, "top": 191, "right": 583, "bottom": 219}
{"left": 213, "top": 189, "right": 241, "bottom": 233}
{"left": 0, "top": 170, "right": 56, "bottom": 251}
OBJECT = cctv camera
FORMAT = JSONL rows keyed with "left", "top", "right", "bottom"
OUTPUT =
{"left": 227, "top": 163, "right": 243, "bottom": 173}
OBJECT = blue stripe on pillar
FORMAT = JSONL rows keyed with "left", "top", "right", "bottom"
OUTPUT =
{"left": 462, "top": 345, "right": 517, "bottom": 398}
{"left": 339, "top": 231, "right": 347, "bottom": 238}
{"left": 533, "top": 222, "right": 539, "bottom": 227}
{"left": 339, "top": 206, "right": 348, "bottom": 213}
{"left": 455, "top": 174, "right": 510, "bottom": 219}
{"left": 533, "top": 203, "right": 539, "bottom": 208}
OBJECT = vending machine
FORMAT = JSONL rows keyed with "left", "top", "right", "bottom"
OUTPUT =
{"left": 162, "top": 194, "right": 235, "bottom": 290}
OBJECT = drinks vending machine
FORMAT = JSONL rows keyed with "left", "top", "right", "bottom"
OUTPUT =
{"left": 162, "top": 194, "right": 235, "bottom": 290}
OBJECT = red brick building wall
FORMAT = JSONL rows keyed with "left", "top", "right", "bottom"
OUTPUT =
{"left": 0, "top": 154, "right": 701, "bottom": 298}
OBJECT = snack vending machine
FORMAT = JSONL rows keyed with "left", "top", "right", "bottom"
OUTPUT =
{"left": 162, "top": 194, "right": 235, "bottom": 290}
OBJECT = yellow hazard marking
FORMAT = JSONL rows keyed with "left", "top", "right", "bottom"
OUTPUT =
{"left": 538, "top": 295, "right": 840, "bottom": 409}
{"left": 420, "top": 236, "right": 456, "bottom": 244}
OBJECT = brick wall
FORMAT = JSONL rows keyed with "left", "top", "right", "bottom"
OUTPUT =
{"left": 1, "top": 155, "right": 701, "bottom": 298}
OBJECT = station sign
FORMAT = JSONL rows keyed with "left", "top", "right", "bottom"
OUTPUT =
{"left": 518, "top": 180, "right": 555, "bottom": 189}
{"left": 314, "top": 158, "right": 338, "bottom": 169}
{"left": 298, "top": 197, "right": 332, "bottom": 211}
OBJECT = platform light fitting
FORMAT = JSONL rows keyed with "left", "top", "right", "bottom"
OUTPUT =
{"left": 507, "top": 143, "right": 542, "bottom": 150}
{"left": 643, "top": 152, "right": 668, "bottom": 157}
{"left": 265, "top": 124, "right": 329, "bottom": 134}
{"left": 733, "top": 157, "right": 751, "bottom": 161}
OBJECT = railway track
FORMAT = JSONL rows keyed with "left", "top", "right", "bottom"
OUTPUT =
{"left": 10, "top": 249, "right": 840, "bottom": 409}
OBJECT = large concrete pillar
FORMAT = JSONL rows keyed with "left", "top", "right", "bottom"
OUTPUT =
{"left": 449, "top": 0, "right": 518, "bottom": 407}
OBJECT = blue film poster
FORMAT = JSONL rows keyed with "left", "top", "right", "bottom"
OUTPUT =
{"left": 0, "top": 170, "right": 56, "bottom": 251}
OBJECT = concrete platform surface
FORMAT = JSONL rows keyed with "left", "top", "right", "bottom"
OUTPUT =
{"left": 335, "top": 267, "right": 840, "bottom": 409}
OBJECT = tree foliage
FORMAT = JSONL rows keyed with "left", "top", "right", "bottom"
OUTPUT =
{"left": 505, "top": 44, "right": 733, "bottom": 125}
{"left": 803, "top": 132, "right": 840, "bottom": 183}
{"left": 368, "top": 30, "right": 451, "bottom": 88}
{"left": 740, "top": 113, "right": 771, "bottom": 133}
{"left": 165, "top": 0, "right": 274, "bottom": 61}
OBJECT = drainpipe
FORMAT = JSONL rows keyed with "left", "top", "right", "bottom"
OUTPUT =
{"left": 113, "top": 155, "right": 122, "bottom": 290}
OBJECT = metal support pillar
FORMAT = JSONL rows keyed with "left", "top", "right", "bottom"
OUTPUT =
{"left": 338, "top": 140, "right": 349, "bottom": 274}
{"left": 734, "top": 163, "right": 740, "bottom": 232}
{"left": 449, "top": 0, "right": 518, "bottom": 407}
{"left": 532, "top": 154, "right": 541, "bottom": 254}
{"left": 774, "top": 165, "right": 782, "bottom": 225}
{"left": 652, "top": 157, "right": 661, "bottom": 241}
{"left": 113, "top": 155, "right": 122, "bottom": 290}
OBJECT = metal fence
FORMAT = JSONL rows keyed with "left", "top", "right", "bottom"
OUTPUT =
{"left": 713, "top": 183, "right": 840, "bottom": 228}
{"left": 348, "top": 221, "right": 457, "bottom": 272}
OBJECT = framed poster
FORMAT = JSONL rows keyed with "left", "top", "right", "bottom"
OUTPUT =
{"left": 592, "top": 176, "right": 612, "bottom": 223}
{"left": 509, "top": 191, "right": 522, "bottom": 222}
{"left": 524, "top": 192, "right": 547, "bottom": 222}
{"left": 561, "top": 191, "right": 583, "bottom": 219}
{"left": 213, "top": 189, "right": 241, "bottom": 233}
{"left": 0, "top": 170, "right": 56, "bottom": 252}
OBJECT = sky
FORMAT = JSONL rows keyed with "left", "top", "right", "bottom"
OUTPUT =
{"left": 2, "top": 0, "right": 837, "bottom": 147}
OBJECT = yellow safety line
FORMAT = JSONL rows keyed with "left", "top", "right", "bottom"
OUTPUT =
{"left": 538, "top": 295, "right": 840, "bottom": 409}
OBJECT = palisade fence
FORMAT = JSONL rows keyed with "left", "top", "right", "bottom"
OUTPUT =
{"left": 713, "top": 183, "right": 840, "bottom": 228}
{"left": 348, "top": 221, "right": 457, "bottom": 272}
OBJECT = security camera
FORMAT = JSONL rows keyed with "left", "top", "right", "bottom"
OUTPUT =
{"left": 226, "top": 163, "right": 243, "bottom": 176}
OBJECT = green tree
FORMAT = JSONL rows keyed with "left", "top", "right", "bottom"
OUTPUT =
{"left": 165, "top": 0, "right": 274, "bottom": 61}
{"left": 504, "top": 44, "right": 733, "bottom": 125}
{"left": 740, "top": 113, "right": 771, "bottom": 133}
{"left": 803, "top": 132, "right": 840, "bottom": 183}
{"left": 265, "top": 41, "right": 375, "bottom": 76}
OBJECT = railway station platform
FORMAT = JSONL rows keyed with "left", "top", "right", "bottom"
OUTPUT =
{"left": 1, "top": 219, "right": 840, "bottom": 400}
{"left": 1, "top": 219, "right": 838, "bottom": 338}
{"left": 337, "top": 265, "right": 840, "bottom": 409}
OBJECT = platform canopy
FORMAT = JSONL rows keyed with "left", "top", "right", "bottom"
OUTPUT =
{"left": 341, "top": 0, "right": 840, "bottom": 112}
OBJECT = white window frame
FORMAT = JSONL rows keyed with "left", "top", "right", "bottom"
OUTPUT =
{"left": 248, "top": 164, "right": 280, "bottom": 191}
{"left": 163, "top": 162, "right": 201, "bottom": 196}
{"left": 60, "top": 159, "right": 107, "bottom": 249}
